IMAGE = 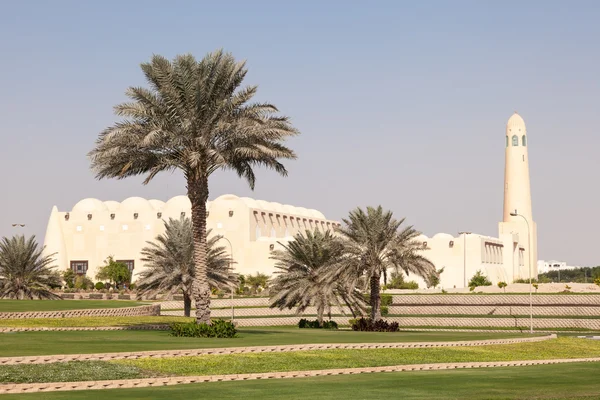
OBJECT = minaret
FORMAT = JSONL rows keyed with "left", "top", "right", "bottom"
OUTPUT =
{"left": 499, "top": 112, "right": 538, "bottom": 278}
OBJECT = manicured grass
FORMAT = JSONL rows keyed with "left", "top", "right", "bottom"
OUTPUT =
{"left": 0, "top": 361, "right": 144, "bottom": 384}
{"left": 0, "top": 300, "right": 148, "bottom": 312}
{"left": 0, "top": 327, "right": 534, "bottom": 357}
{"left": 0, "top": 316, "right": 191, "bottom": 328}
{"left": 113, "top": 337, "right": 600, "bottom": 376}
{"left": 3, "top": 362, "right": 600, "bottom": 399}
{"left": 0, "top": 337, "right": 594, "bottom": 384}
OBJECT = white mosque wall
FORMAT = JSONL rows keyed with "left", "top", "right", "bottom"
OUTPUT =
{"left": 43, "top": 194, "right": 340, "bottom": 282}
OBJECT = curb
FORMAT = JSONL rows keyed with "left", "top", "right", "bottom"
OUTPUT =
{"left": 0, "top": 355, "right": 598, "bottom": 394}
{"left": 0, "top": 334, "right": 555, "bottom": 366}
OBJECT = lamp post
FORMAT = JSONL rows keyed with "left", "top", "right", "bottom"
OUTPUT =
{"left": 216, "top": 235, "right": 235, "bottom": 322}
{"left": 510, "top": 210, "right": 533, "bottom": 334}
{"left": 459, "top": 232, "right": 471, "bottom": 288}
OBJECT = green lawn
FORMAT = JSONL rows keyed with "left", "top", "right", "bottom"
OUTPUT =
{"left": 3, "top": 362, "right": 600, "bottom": 399}
{"left": 112, "top": 337, "right": 596, "bottom": 377}
{"left": 0, "top": 316, "right": 190, "bottom": 328}
{"left": 0, "top": 327, "right": 535, "bottom": 357}
{"left": 0, "top": 337, "right": 595, "bottom": 384}
{"left": 0, "top": 300, "right": 148, "bottom": 312}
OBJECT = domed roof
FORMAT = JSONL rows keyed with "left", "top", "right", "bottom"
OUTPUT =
{"left": 72, "top": 198, "right": 108, "bottom": 213}
{"left": 507, "top": 112, "right": 526, "bottom": 133}
{"left": 255, "top": 200, "right": 270, "bottom": 210}
{"left": 433, "top": 233, "right": 454, "bottom": 241}
{"left": 270, "top": 202, "right": 284, "bottom": 213}
{"left": 309, "top": 209, "right": 326, "bottom": 219}
{"left": 120, "top": 197, "right": 154, "bottom": 212}
{"left": 148, "top": 199, "right": 165, "bottom": 210}
{"left": 282, "top": 204, "right": 297, "bottom": 215}
{"left": 164, "top": 195, "right": 192, "bottom": 211}
{"left": 104, "top": 201, "right": 121, "bottom": 212}
{"left": 239, "top": 197, "right": 258, "bottom": 209}
{"left": 415, "top": 234, "right": 429, "bottom": 243}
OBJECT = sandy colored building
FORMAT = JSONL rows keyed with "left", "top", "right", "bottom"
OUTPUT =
{"left": 43, "top": 194, "right": 340, "bottom": 281}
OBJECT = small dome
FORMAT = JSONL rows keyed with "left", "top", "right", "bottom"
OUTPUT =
{"left": 148, "top": 199, "right": 165, "bottom": 211}
{"left": 309, "top": 209, "right": 326, "bottom": 219}
{"left": 256, "top": 200, "right": 270, "bottom": 210}
{"left": 213, "top": 194, "right": 241, "bottom": 202}
{"left": 433, "top": 233, "right": 454, "bottom": 241}
{"left": 163, "top": 195, "right": 192, "bottom": 216}
{"left": 415, "top": 234, "right": 429, "bottom": 243}
{"left": 506, "top": 112, "right": 526, "bottom": 133}
{"left": 282, "top": 205, "right": 297, "bottom": 215}
{"left": 120, "top": 197, "right": 154, "bottom": 213}
{"left": 240, "top": 197, "right": 258, "bottom": 209}
{"left": 72, "top": 198, "right": 108, "bottom": 213}
{"left": 295, "top": 207, "right": 310, "bottom": 217}
{"left": 270, "top": 202, "right": 284, "bottom": 213}
{"left": 104, "top": 201, "right": 121, "bottom": 212}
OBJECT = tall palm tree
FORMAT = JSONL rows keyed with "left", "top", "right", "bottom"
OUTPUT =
{"left": 270, "top": 230, "right": 365, "bottom": 326}
{"left": 89, "top": 50, "right": 298, "bottom": 323}
{"left": 335, "top": 206, "right": 436, "bottom": 321}
{"left": 0, "top": 235, "right": 61, "bottom": 300}
{"left": 137, "top": 217, "right": 236, "bottom": 317}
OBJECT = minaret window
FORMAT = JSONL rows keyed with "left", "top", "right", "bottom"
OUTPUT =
{"left": 522, "top": 135, "right": 526, "bottom": 146}
{"left": 506, "top": 136, "right": 508, "bottom": 147}
{"left": 512, "top": 135, "right": 518, "bottom": 146}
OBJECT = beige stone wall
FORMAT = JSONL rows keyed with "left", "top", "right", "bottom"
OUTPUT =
{"left": 0, "top": 304, "right": 160, "bottom": 320}
{"left": 392, "top": 294, "right": 600, "bottom": 305}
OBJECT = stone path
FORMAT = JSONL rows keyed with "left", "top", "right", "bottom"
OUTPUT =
{"left": 0, "top": 335, "right": 555, "bottom": 366}
{"left": 1, "top": 356, "right": 599, "bottom": 395}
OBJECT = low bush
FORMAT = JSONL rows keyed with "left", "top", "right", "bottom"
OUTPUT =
{"left": 363, "top": 293, "right": 393, "bottom": 306}
{"left": 298, "top": 319, "right": 338, "bottom": 329}
{"left": 351, "top": 318, "right": 399, "bottom": 332}
{"left": 169, "top": 319, "right": 237, "bottom": 338}
{"left": 95, "top": 282, "right": 105, "bottom": 290}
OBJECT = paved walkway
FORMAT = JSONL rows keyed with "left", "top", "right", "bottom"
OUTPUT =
{"left": 1, "top": 356, "right": 599, "bottom": 395}
{"left": 0, "top": 334, "right": 555, "bottom": 366}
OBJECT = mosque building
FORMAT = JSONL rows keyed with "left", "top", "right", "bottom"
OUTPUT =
{"left": 43, "top": 112, "right": 537, "bottom": 288}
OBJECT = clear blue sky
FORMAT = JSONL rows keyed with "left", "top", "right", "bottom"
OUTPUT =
{"left": 1, "top": 0, "right": 599, "bottom": 265}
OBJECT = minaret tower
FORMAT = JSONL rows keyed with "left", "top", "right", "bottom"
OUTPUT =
{"left": 499, "top": 112, "right": 537, "bottom": 278}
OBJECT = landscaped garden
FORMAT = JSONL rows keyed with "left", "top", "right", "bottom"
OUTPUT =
{"left": 0, "top": 300, "right": 148, "bottom": 312}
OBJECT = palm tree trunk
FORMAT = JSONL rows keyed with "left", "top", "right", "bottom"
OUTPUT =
{"left": 188, "top": 175, "right": 211, "bottom": 325}
{"left": 370, "top": 273, "right": 382, "bottom": 321}
{"left": 183, "top": 292, "right": 192, "bottom": 318}
{"left": 317, "top": 303, "right": 324, "bottom": 327}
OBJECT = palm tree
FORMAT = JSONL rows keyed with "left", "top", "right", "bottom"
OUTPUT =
{"left": 88, "top": 50, "right": 298, "bottom": 323}
{"left": 137, "top": 217, "right": 236, "bottom": 317}
{"left": 0, "top": 235, "right": 61, "bottom": 300}
{"left": 335, "top": 206, "right": 436, "bottom": 321}
{"left": 270, "top": 230, "right": 365, "bottom": 326}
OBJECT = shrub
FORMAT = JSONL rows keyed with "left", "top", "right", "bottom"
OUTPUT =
{"left": 169, "top": 319, "right": 237, "bottom": 338}
{"left": 351, "top": 318, "right": 399, "bottom": 332}
{"left": 513, "top": 278, "right": 539, "bottom": 284}
{"left": 468, "top": 270, "right": 492, "bottom": 288}
{"left": 533, "top": 283, "right": 539, "bottom": 292}
{"left": 298, "top": 319, "right": 338, "bottom": 329}
{"left": 74, "top": 275, "right": 94, "bottom": 290}
{"left": 595, "top": 277, "right": 600, "bottom": 287}
{"left": 95, "top": 282, "right": 105, "bottom": 290}
{"left": 497, "top": 281, "right": 508, "bottom": 292}
{"left": 401, "top": 281, "right": 419, "bottom": 290}
{"left": 363, "top": 293, "right": 393, "bottom": 306}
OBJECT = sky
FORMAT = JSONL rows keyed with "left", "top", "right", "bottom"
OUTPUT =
{"left": 0, "top": 0, "right": 599, "bottom": 266}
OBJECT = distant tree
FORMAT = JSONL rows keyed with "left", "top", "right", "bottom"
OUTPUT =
{"left": 497, "top": 281, "right": 508, "bottom": 292}
{"left": 0, "top": 235, "right": 61, "bottom": 300}
{"left": 426, "top": 267, "right": 445, "bottom": 289}
{"left": 246, "top": 272, "right": 270, "bottom": 295}
{"left": 595, "top": 277, "right": 600, "bottom": 287}
{"left": 269, "top": 230, "right": 365, "bottom": 326}
{"left": 468, "top": 270, "right": 492, "bottom": 289}
{"left": 137, "top": 217, "right": 236, "bottom": 317}
{"left": 95, "top": 256, "right": 131, "bottom": 288}
{"left": 333, "top": 206, "right": 435, "bottom": 321}
{"left": 62, "top": 268, "right": 76, "bottom": 289}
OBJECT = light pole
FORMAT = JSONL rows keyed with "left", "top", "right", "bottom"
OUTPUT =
{"left": 510, "top": 210, "right": 533, "bottom": 334}
{"left": 459, "top": 232, "right": 471, "bottom": 288}
{"left": 216, "top": 235, "right": 235, "bottom": 322}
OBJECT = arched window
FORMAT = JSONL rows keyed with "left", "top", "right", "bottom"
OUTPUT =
{"left": 522, "top": 135, "right": 527, "bottom": 146}
{"left": 512, "top": 135, "right": 518, "bottom": 146}
{"left": 255, "top": 225, "right": 261, "bottom": 239}
{"left": 506, "top": 136, "right": 508, "bottom": 148}
{"left": 270, "top": 227, "right": 276, "bottom": 238}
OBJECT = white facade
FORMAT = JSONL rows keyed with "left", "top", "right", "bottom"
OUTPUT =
{"left": 412, "top": 113, "right": 538, "bottom": 288}
{"left": 43, "top": 194, "right": 339, "bottom": 281}
{"left": 537, "top": 260, "right": 580, "bottom": 274}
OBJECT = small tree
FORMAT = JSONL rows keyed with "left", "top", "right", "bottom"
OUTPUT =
{"left": 95, "top": 256, "right": 131, "bottom": 288}
{"left": 468, "top": 270, "right": 492, "bottom": 289}
{"left": 497, "top": 281, "right": 507, "bottom": 292}
{"left": 533, "top": 283, "right": 539, "bottom": 293}
{"left": 426, "top": 267, "right": 445, "bottom": 289}
{"left": 246, "top": 272, "right": 270, "bottom": 295}
{"left": 62, "top": 269, "right": 76, "bottom": 289}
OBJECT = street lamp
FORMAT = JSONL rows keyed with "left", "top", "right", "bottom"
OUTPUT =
{"left": 510, "top": 210, "right": 533, "bottom": 334}
{"left": 216, "top": 235, "right": 235, "bottom": 322}
{"left": 458, "top": 232, "right": 471, "bottom": 288}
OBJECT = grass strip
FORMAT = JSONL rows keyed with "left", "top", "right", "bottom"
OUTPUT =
{"left": 112, "top": 337, "right": 599, "bottom": 377}
{"left": 0, "top": 361, "right": 144, "bottom": 384}
{"left": 0, "top": 316, "right": 192, "bottom": 328}
{"left": 0, "top": 300, "right": 148, "bottom": 312}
